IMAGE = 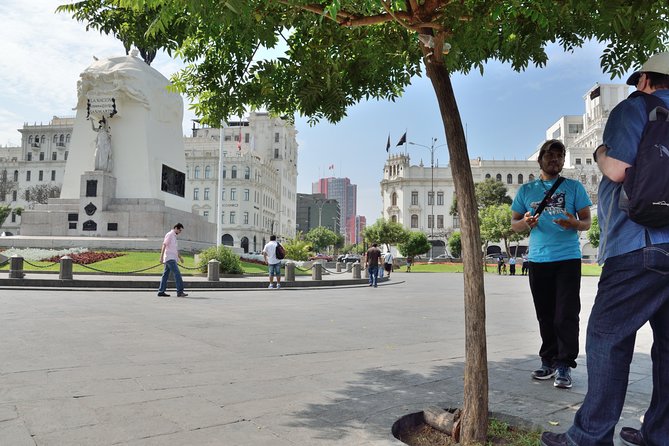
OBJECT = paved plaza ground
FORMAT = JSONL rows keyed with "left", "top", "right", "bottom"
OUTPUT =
{"left": 0, "top": 272, "right": 652, "bottom": 445}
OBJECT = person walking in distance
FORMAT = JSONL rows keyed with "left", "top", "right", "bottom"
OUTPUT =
{"left": 157, "top": 223, "right": 188, "bottom": 297}
{"left": 365, "top": 243, "right": 382, "bottom": 288}
{"left": 262, "top": 235, "right": 282, "bottom": 289}
{"left": 511, "top": 139, "right": 592, "bottom": 390}
{"left": 541, "top": 52, "right": 669, "bottom": 446}
{"left": 383, "top": 250, "right": 394, "bottom": 278}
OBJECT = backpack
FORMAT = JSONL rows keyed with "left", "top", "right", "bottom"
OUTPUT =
{"left": 275, "top": 242, "right": 286, "bottom": 260}
{"left": 618, "top": 91, "right": 669, "bottom": 228}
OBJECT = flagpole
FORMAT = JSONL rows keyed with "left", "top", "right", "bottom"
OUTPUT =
{"left": 216, "top": 120, "right": 226, "bottom": 246}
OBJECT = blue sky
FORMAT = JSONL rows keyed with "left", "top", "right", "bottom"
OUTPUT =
{"left": 0, "top": 0, "right": 632, "bottom": 222}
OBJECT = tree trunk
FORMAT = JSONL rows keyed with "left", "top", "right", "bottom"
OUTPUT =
{"left": 423, "top": 57, "right": 489, "bottom": 444}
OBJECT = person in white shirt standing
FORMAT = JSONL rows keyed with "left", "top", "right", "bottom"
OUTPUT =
{"left": 157, "top": 223, "right": 188, "bottom": 297}
{"left": 383, "top": 251, "right": 394, "bottom": 278}
{"left": 262, "top": 235, "right": 282, "bottom": 289}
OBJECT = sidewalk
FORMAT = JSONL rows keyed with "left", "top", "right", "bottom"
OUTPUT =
{"left": 0, "top": 273, "right": 651, "bottom": 445}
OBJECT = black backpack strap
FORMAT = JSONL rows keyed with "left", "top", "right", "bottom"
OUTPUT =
{"left": 533, "top": 176, "right": 566, "bottom": 217}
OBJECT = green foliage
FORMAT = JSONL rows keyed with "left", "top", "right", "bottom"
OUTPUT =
{"left": 587, "top": 215, "right": 600, "bottom": 249}
{"left": 283, "top": 237, "right": 312, "bottom": 261}
{"left": 23, "top": 184, "right": 61, "bottom": 204}
{"left": 448, "top": 231, "right": 462, "bottom": 258}
{"left": 363, "top": 219, "right": 409, "bottom": 251}
{"left": 305, "top": 226, "right": 338, "bottom": 252}
{"left": 13, "top": 207, "right": 23, "bottom": 216}
{"left": 452, "top": 179, "right": 512, "bottom": 215}
{"left": 479, "top": 204, "right": 516, "bottom": 255}
{"left": 398, "top": 231, "right": 431, "bottom": 258}
{"left": 0, "top": 205, "right": 11, "bottom": 228}
{"left": 196, "top": 245, "right": 244, "bottom": 274}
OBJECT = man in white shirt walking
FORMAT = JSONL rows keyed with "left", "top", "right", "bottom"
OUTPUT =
{"left": 158, "top": 223, "right": 188, "bottom": 297}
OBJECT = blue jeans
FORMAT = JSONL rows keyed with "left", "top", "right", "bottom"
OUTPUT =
{"left": 158, "top": 259, "right": 184, "bottom": 294}
{"left": 567, "top": 243, "right": 669, "bottom": 446}
{"left": 368, "top": 265, "right": 379, "bottom": 286}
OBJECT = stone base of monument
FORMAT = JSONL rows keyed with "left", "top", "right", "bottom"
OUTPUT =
{"left": 16, "top": 171, "right": 215, "bottom": 252}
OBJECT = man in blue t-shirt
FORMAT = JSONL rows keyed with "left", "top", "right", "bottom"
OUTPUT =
{"left": 541, "top": 53, "right": 669, "bottom": 446}
{"left": 512, "top": 139, "right": 592, "bottom": 390}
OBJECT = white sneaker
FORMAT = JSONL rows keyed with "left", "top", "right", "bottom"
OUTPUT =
{"left": 276, "top": 283, "right": 281, "bottom": 289}
{"left": 268, "top": 284, "right": 275, "bottom": 289}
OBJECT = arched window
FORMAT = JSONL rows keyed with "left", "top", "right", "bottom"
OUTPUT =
{"left": 194, "top": 166, "right": 200, "bottom": 179}
{"left": 231, "top": 166, "right": 237, "bottom": 179}
{"left": 65, "top": 134, "right": 71, "bottom": 143}
{"left": 28, "top": 135, "right": 33, "bottom": 144}
{"left": 507, "top": 174, "right": 513, "bottom": 184}
{"left": 204, "top": 165, "right": 211, "bottom": 178}
{"left": 529, "top": 173, "right": 535, "bottom": 181}
{"left": 41, "top": 135, "right": 45, "bottom": 143}
{"left": 391, "top": 192, "right": 398, "bottom": 206}
{"left": 13, "top": 170, "right": 18, "bottom": 181}
{"left": 53, "top": 134, "right": 58, "bottom": 143}
{"left": 411, "top": 214, "right": 418, "bottom": 228}
{"left": 244, "top": 166, "right": 250, "bottom": 179}
{"left": 193, "top": 187, "right": 199, "bottom": 200}
{"left": 485, "top": 173, "right": 491, "bottom": 179}
{"left": 59, "top": 134, "right": 64, "bottom": 143}
{"left": 518, "top": 174, "right": 524, "bottom": 184}
{"left": 222, "top": 166, "right": 227, "bottom": 178}
{"left": 496, "top": 173, "right": 502, "bottom": 182}
{"left": 391, "top": 215, "right": 397, "bottom": 223}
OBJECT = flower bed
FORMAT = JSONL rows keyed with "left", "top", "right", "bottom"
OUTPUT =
{"left": 43, "top": 251, "right": 125, "bottom": 265}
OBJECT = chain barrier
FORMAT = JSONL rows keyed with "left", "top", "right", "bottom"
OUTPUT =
{"left": 321, "top": 265, "right": 349, "bottom": 275}
{"left": 0, "top": 258, "right": 9, "bottom": 267}
{"left": 76, "top": 263, "right": 165, "bottom": 275}
{"left": 178, "top": 263, "right": 202, "bottom": 271}
{"left": 23, "top": 259, "right": 60, "bottom": 268}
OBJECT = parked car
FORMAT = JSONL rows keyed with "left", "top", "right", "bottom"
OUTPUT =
{"left": 435, "top": 253, "right": 457, "bottom": 261}
{"left": 337, "top": 254, "right": 361, "bottom": 263}
{"left": 308, "top": 254, "right": 333, "bottom": 261}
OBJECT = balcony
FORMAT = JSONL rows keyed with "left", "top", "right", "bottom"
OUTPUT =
{"left": 56, "top": 142, "right": 66, "bottom": 148}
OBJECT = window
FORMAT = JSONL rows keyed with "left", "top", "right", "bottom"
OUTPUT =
{"left": 39, "top": 170, "right": 43, "bottom": 181}
{"left": 26, "top": 171, "right": 31, "bottom": 181}
{"left": 11, "top": 212, "right": 16, "bottom": 223}
{"left": 64, "top": 151, "right": 68, "bottom": 160}
{"left": 586, "top": 158, "right": 593, "bottom": 165}
{"left": 428, "top": 215, "right": 434, "bottom": 228}
{"left": 243, "top": 189, "right": 250, "bottom": 201}
{"left": 13, "top": 170, "right": 18, "bottom": 181}
{"left": 51, "top": 152, "right": 57, "bottom": 161}
{"left": 274, "top": 148, "right": 279, "bottom": 158}
{"left": 53, "top": 135, "right": 58, "bottom": 143}
{"left": 204, "top": 188, "right": 210, "bottom": 200}
{"left": 274, "top": 132, "right": 280, "bottom": 143}
{"left": 568, "top": 123, "right": 583, "bottom": 134}
{"left": 411, "top": 191, "right": 418, "bottom": 205}
{"left": 496, "top": 173, "right": 502, "bottom": 181}
{"left": 437, "top": 192, "right": 444, "bottom": 205}
{"left": 221, "top": 211, "right": 225, "bottom": 222}
{"left": 205, "top": 165, "right": 211, "bottom": 178}
{"left": 518, "top": 174, "right": 524, "bottom": 184}
{"left": 411, "top": 214, "right": 418, "bottom": 228}
{"left": 453, "top": 215, "right": 460, "bottom": 229}
{"left": 245, "top": 133, "right": 250, "bottom": 143}
{"left": 244, "top": 166, "right": 250, "bottom": 179}
{"left": 203, "top": 211, "right": 209, "bottom": 217}
{"left": 391, "top": 192, "right": 398, "bottom": 206}
{"left": 230, "top": 188, "right": 237, "bottom": 200}
{"left": 552, "top": 128, "right": 561, "bottom": 139}
{"left": 51, "top": 170, "right": 56, "bottom": 181}
{"left": 25, "top": 190, "right": 30, "bottom": 200}
{"left": 391, "top": 215, "right": 397, "bottom": 223}
{"left": 194, "top": 166, "right": 201, "bottom": 179}
{"left": 66, "top": 134, "right": 70, "bottom": 143}
{"left": 427, "top": 191, "right": 434, "bottom": 205}
{"left": 224, "top": 135, "right": 231, "bottom": 141}
{"left": 27, "top": 152, "right": 32, "bottom": 161}
{"left": 230, "top": 211, "right": 236, "bottom": 224}
{"left": 231, "top": 166, "right": 237, "bottom": 178}
{"left": 29, "top": 136, "right": 33, "bottom": 144}
{"left": 222, "top": 166, "right": 226, "bottom": 178}
{"left": 575, "top": 158, "right": 582, "bottom": 165}
{"left": 437, "top": 215, "right": 444, "bottom": 228}
{"left": 12, "top": 190, "right": 17, "bottom": 201}
{"left": 193, "top": 187, "right": 199, "bottom": 200}
{"left": 39, "top": 152, "right": 45, "bottom": 161}
{"left": 243, "top": 211, "right": 249, "bottom": 224}
{"left": 507, "top": 174, "right": 513, "bottom": 184}
{"left": 221, "top": 188, "right": 226, "bottom": 200}
{"left": 529, "top": 173, "right": 535, "bottom": 181}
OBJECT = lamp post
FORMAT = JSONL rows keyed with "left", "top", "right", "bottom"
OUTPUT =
{"left": 408, "top": 138, "right": 447, "bottom": 263}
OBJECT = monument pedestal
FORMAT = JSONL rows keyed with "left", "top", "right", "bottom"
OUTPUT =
{"left": 78, "top": 170, "right": 117, "bottom": 235}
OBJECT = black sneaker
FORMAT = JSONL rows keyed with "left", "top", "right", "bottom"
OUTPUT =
{"left": 620, "top": 427, "right": 645, "bottom": 446}
{"left": 554, "top": 365, "right": 572, "bottom": 389}
{"left": 157, "top": 292, "right": 170, "bottom": 297}
{"left": 532, "top": 365, "right": 556, "bottom": 380}
{"left": 541, "top": 432, "right": 572, "bottom": 446}
{"left": 177, "top": 292, "right": 188, "bottom": 297}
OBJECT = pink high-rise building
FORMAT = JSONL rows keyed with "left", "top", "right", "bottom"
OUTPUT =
{"left": 312, "top": 177, "right": 357, "bottom": 244}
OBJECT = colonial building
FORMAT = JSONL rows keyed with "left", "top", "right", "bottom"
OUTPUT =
{"left": 0, "top": 113, "right": 298, "bottom": 253}
{"left": 380, "top": 83, "right": 629, "bottom": 259}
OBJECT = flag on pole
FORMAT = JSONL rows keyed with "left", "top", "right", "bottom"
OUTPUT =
{"left": 328, "top": 164, "right": 335, "bottom": 171}
{"left": 385, "top": 134, "right": 391, "bottom": 152}
{"left": 236, "top": 123, "right": 242, "bottom": 150}
{"left": 396, "top": 132, "right": 407, "bottom": 146}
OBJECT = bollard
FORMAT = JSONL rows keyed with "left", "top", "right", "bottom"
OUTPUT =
{"left": 285, "top": 262, "right": 295, "bottom": 281}
{"left": 312, "top": 262, "right": 322, "bottom": 281}
{"left": 9, "top": 255, "right": 25, "bottom": 279}
{"left": 59, "top": 256, "right": 73, "bottom": 280}
{"left": 353, "top": 263, "right": 361, "bottom": 279}
{"left": 207, "top": 259, "right": 220, "bottom": 281}
{"left": 346, "top": 262, "right": 353, "bottom": 272}
{"left": 336, "top": 262, "right": 342, "bottom": 272}
{"left": 362, "top": 265, "right": 369, "bottom": 279}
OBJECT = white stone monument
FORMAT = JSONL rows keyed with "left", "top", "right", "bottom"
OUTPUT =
{"left": 19, "top": 51, "right": 215, "bottom": 250}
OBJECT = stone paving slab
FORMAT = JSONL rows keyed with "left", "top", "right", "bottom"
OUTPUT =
{"left": 0, "top": 273, "right": 652, "bottom": 445}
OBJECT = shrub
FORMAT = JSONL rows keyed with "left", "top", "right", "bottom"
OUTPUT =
{"left": 197, "top": 245, "right": 244, "bottom": 274}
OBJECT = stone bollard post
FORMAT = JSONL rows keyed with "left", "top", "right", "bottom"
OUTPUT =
{"left": 207, "top": 259, "right": 220, "bottom": 281}
{"left": 9, "top": 255, "right": 25, "bottom": 279}
{"left": 312, "top": 262, "right": 322, "bottom": 281}
{"left": 353, "top": 263, "right": 361, "bottom": 279}
{"left": 285, "top": 262, "right": 295, "bottom": 282}
{"left": 336, "top": 262, "right": 342, "bottom": 272}
{"left": 346, "top": 262, "right": 353, "bottom": 272}
{"left": 59, "top": 256, "right": 73, "bottom": 280}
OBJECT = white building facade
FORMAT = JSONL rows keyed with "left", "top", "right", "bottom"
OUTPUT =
{"left": 380, "top": 83, "right": 629, "bottom": 259}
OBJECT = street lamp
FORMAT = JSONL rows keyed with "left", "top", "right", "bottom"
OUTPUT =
{"left": 408, "top": 138, "right": 447, "bottom": 263}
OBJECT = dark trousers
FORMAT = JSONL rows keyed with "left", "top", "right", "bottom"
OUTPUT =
{"left": 528, "top": 259, "right": 582, "bottom": 368}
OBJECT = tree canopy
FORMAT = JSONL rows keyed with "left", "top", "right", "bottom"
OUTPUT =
{"left": 398, "top": 231, "right": 431, "bottom": 258}
{"left": 305, "top": 226, "right": 339, "bottom": 252}
{"left": 362, "top": 219, "right": 409, "bottom": 251}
